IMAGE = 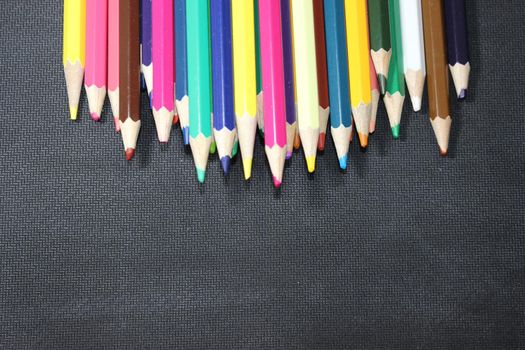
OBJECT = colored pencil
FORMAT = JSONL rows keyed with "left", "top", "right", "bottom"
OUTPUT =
{"left": 400, "top": 0, "right": 426, "bottom": 112}
{"left": 186, "top": 0, "right": 213, "bottom": 183}
{"left": 313, "top": 0, "right": 330, "bottom": 152}
{"left": 119, "top": 0, "right": 141, "bottom": 161}
{"left": 422, "top": 0, "right": 451, "bottom": 156}
{"left": 323, "top": 0, "right": 351, "bottom": 170}
{"left": 444, "top": 0, "right": 470, "bottom": 100}
{"left": 254, "top": 1, "right": 264, "bottom": 137}
{"left": 151, "top": 0, "right": 174, "bottom": 143}
{"left": 175, "top": 0, "right": 189, "bottom": 145}
{"left": 210, "top": 0, "right": 236, "bottom": 175}
{"left": 84, "top": 0, "right": 107, "bottom": 122}
{"left": 281, "top": 0, "right": 296, "bottom": 160}
{"left": 345, "top": 0, "right": 372, "bottom": 148}
{"left": 291, "top": 0, "right": 319, "bottom": 173}
{"left": 369, "top": 55, "right": 380, "bottom": 134}
{"left": 384, "top": 0, "right": 405, "bottom": 139}
{"left": 231, "top": 0, "right": 258, "bottom": 180}
{"left": 108, "top": 0, "right": 119, "bottom": 131}
{"left": 368, "top": 0, "right": 391, "bottom": 94}
{"left": 290, "top": 0, "right": 301, "bottom": 152}
{"left": 63, "top": 0, "right": 86, "bottom": 121}
{"left": 140, "top": 0, "right": 153, "bottom": 98}
{"left": 258, "top": 0, "right": 287, "bottom": 187}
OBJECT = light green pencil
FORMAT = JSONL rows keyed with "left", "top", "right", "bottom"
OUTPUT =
{"left": 254, "top": 0, "right": 264, "bottom": 137}
{"left": 187, "top": 0, "right": 212, "bottom": 183}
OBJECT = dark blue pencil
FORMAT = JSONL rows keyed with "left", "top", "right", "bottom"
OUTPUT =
{"left": 210, "top": 0, "right": 236, "bottom": 175}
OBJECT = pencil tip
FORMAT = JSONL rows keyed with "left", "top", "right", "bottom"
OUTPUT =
{"left": 378, "top": 75, "right": 387, "bottom": 95}
{"left": 272, "top": 176, "right": 282, "bottom": 189}
{"left": 258, "top": 128, "right": 264, "bottom": 138}
{"left": 182, "top": 127, "right": 190, "bottom": 145}
{"left": 411, "top": 96, "right": 422, "bottom": 112}
{"left": 338, "top": 155, "right": 348, "bottom": 170}
{"left": 391, "top": 124, "right": 400, "bottom": 139}
{"left": 317, "top": 133, "right": 326, "bottom": 151}
{"left": 209, "top": 141, "right": 216, "bottom": 154}
{"left": 125, "top": 148, "right": 135, "bottom": 161}
{"left": 369, "top": 121, "right": 376, "bottom": 134}
{"left": 285, "top": 151, "right": 293, "bottom": 160}
{"left": 220, "top": 156, "right": 231, "bottom": 175}
{"left": 90, "top": 112, "right": 101, "bottom": 122}
{"left": 69, "top": 106, "right": 78, "bottom": 121}
{"left": 172, "top": 114, "right": 179, "bottom": 125}
{"left": 232, "top": 141, "right": 239, "bottom": 157}
{"left": 196, "top": 168, "right": 206, "bottom": 183}
{"left": 439, "top": 148, "right": 448, "bottom": 157}
{"left": 358, "top": 133, "right": 369, "bottom": 148}
{"left": 306, "top": 156, "right": 316, "bottom": 173}
{"left": 458, "top": 89, "right": 467, "bottom": 101}
{"left": 114, "top": 116, "right": 120, "bottom": 133}
{"left": 293, "top": 134, "right": 301, "bottom": 149}
{"left": 243, "top": 159, "right": 252, "bottom": 180}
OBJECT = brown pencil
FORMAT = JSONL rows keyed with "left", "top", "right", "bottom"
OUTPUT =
{"left": 119, "top": 0, "right": 141, "bottom": 160}
{"left": 422, "top": 0, "right": 451, "bottom": 156}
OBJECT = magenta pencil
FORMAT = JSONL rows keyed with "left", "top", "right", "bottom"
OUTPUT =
{"left": 84, "top": 0, "right": 108, "bottom": 122}
{"left": 151, "top": 0, "right": 175, "bottom": 143}
{"left": 108, "top": 0, "right": 119, "bottom": 131}
{"left": 258, "top": 0, "right": 287, "bottom": 188}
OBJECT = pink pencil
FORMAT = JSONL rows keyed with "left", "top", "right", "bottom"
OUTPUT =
{"left": 369, "top": 55, "right": 380, "bottom": 134}
{"left": 84, "top": 0, "right": 108, "bottom": 122}
{"left": 152, "top": 0, "right": 174, "bottom": 143}
{"left": 259, "top": 0, "right": 287, "bottom": 188}
{"left": 108, "top": 0, "right": 119, "bottom": 131}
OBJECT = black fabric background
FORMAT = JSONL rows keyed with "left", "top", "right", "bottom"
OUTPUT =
{"left": 1, "top": 0, "right": 524, "bottom": 348}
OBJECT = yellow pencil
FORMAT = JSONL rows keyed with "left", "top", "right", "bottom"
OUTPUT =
{"left": 231, "top": 0, "right": 257, "bottom": 180}
{"left": 344, "top": 0, "right": 372, "bottom": 148}
{"left": 63, "top": 0, "right": 86, "bottom": 121}
{"left": 291, "top": 0, "right": 319, "bottom": 173}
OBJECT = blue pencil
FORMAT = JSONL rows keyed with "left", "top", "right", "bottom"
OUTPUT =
{"left": 210, "top": 0, "right": 236, "bottom": 175}
{"left": 175, "top": 0, "right": 189, "bottom": 145}
{"left": 140, "top": 0, "right": 153, "bottom": 99}
{"left": 323, "top": 0, "right": 352, "bottom": 170}
{"left": 281, "top": 0, "right": 296, "bottom": 160}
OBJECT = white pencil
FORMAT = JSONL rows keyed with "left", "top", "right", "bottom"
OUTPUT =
{"left": 399, "top": 0, "right": 426, "bottom": 112}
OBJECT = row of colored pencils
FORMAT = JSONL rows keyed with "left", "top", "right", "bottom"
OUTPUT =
{"left": 63, "top": 0, "right": 470, "bottom": 187}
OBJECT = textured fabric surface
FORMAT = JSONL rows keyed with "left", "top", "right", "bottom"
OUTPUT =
{"left": 1, "top": 1, "right": 524, "bottom": 348}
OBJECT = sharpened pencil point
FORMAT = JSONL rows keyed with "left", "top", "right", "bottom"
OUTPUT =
{"left": 285, "top": 151, "right": 293, "bottom": 160}
{"left": 439, "top": 148, "right": 448, "bottom": 157}
{"left": 182, "top": 127, "right": 190, "bottom": 145}
{"left": 358, "top": 133, "right": 369, "bottom": 148}
{"left": 306, "top": 156, "right": 316, "bottom": 173}
{"left": 69, "top": 107, "right": 78, "bottom": 121}
{"left": 196, "top": 168, "right": 206, "bottom": 183}
{"left": 114, "top": 117, "right": 120, "bottom": 132}
{"left": 378, "top": 75, "right": 387, "bottom": 95}
{"left": 458, "top": 89, "right": 467, "bottom": 101}
{"left": 272, "top": 176, "right": 282, "bottom": 189}
{"left": 317, "top": 133, "right": 326, "bottom": 151}
{"left": 339, "top": 155, "right": 348, "bottom": 170}
{"left": 258, "top": 128, "right": 264, "bottom": 138}
{"left": 391, "top": 124, "right": 400, "bottom": 139}
{"left": 293, "top": 134, "right": 301, "bottom": 150}
{"left": 243, "top": 158, "right": 252, "bottom": 180}
{"left": 173, "top": 114, "right": 179, "bottom": 125}
{"left": 220, "top": 156, "right": 231, "bottom": 176}
{"left": 125, "top": 148, "right": 135, "bottom": 161}
{"left": 411, "top": 96, "right": 422, "bottom": 112}
{"left": 369, "top": 120, "right": 376, "bottom": 134}
{"left": 91, "top": 113, "right": 101, "bottom": 122}
{"left": 209, "top": 141, "right": 216, "bottom": 154}
{"left": 232, "top": 141, "right": 239, "bottom": 157}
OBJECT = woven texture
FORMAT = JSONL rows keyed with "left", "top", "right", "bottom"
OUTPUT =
{"left": 1, "top": 0, "right": 524, "bottom": 348}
